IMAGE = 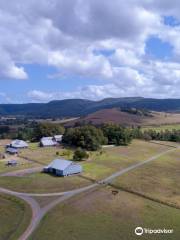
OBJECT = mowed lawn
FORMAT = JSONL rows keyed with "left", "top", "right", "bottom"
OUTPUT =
{"left": 30, "top": 187, "right": 180, "bottom": 240}
{"left": 112, "top": 147, "right": 180, "bottom": 207}
{"left": 19, "top": 144, "right": 73, "bottom": 165}
{"left": 81, "top": 140, "right": 171, "bottom": 181}
{"left": 0, "top": 193, "right": 31, "bottom": 240}
{"left": 0, "top": 159, "right": 40, "bottom": 175}
{"left": 0, "top": 173, "right": 91, "bottom": 193}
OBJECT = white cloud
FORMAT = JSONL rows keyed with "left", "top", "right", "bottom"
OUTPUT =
{"left": 0, "top": 0, "right": 180, "bottom": 99}
{"left": 27, "top": 90, "right": 55, "bottom": 102}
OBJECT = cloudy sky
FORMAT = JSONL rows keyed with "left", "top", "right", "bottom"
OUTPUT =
{"left": 0, "top": 0, "right": 180, "bottom": 103}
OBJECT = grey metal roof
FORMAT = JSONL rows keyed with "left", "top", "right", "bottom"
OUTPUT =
{"left": 8, "top": 160, "right": 17, "bottom": 164}
{"left": 47, "top": 159, "right": 72, "bottom": 171}
{"left": 6, "top": 147, "right": 18, "bottom": 153}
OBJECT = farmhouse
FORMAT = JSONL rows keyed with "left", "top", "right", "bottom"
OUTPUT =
{"left": 44, "top": 159, "right": 83, "bottom": 176}
{"left": 6, "top": 147, "right": 19, "bottom": 155}
{"left": 40, "top": 137, "right": 57, "bottom": 147}
{"left": 9, "top": 139, "right": 28, "bottom": 149}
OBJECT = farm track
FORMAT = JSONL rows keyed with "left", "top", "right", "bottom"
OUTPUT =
{"left": 0, "top": 145, "right": 179, "bottom": 240}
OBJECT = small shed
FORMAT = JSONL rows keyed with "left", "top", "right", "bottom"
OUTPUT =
{"left": 44, "top": 159, "right": 83, "bottom": 176}
{"left": 10, "top": 140, "right": 28, "bottom": 149}
{"left": 40, "top": 137, "right": 57, "bottom": 147}
{"left": 6, "top": 160, "right": 17, "bottom": 166}
{"left": 6, "top": 147, "right": 19, "bottom": 155}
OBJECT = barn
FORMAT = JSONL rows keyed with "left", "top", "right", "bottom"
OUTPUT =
{"left": 44, "top": 159, "right": 83, "bottom": 176}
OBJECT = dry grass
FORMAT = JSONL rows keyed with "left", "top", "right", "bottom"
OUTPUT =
{"left": 81, "top": 140, "right": 170, "bottom": 181}
{"left": 30, "top": 187, "right": 180, "bottom": 240}
{"left": 143, "top": 112, "right": 180, "bottom": 126}
{"left": 112, "top": 147, "right": 180, "bottom": 207}
{"left": 19, "top": 146, "right": 72, "bottom": 165}
{"left": 0, "top": 193, "right": 31, "bottom": 240}
{"left": 0, "top": 173, "right": 91, "bottom": 193}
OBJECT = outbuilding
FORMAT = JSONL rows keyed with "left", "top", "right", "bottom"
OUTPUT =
{"left": 40, "top": 137, "right": 57, "bottom": 147}
{"left": 10, "top": 139, "right": 28, "bottom": 149}
{"left": 6, "top": 160, "right": 17, "bottom": 166}
{"left": 53, "top": 135, "right": 63, "bottom": 143}
{"left": 6, "top": 147, "right": 19, "bottom": 155}
{"left": 44, "top": 159, "right": 83, "bottom": 176}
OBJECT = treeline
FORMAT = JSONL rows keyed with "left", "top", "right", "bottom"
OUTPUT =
{"left": 0, "top": 122, "right": 65, "bottom": 141}
{"left": 140, "top": 129, "right": 180, "bottom": 142}
{"left": 0, "top": 121, "right": 179, "bottom": 150}
{"left": 62, "top": 124, "right": 133, "bottom": 151}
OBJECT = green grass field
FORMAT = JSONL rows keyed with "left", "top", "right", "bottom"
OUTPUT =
{"left": 0, "top": 140, "right": 172, "bottom": 193}
{"left": 0, "top": 173, "right": 91, "bottom": 193}
{"left": 0, "top": 161, "right": 39, "bottom": 174}
{"left": 112, "top": 147, "right": 180, "bottom": 207}
{"left": 81, "top": 140, "right": 170, "bottom": 181}
{"left": 19, "top": 145, "right": 73, "bottom": 165}
{"left": 29, "top": 187, "right": 180, "bottom": 240}
{"left": 0, "top": 193, "right": 31, "bottom": 240}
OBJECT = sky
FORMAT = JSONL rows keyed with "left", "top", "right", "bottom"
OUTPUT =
{"left": 0, "top": 0, "right": 180, "bottom": 103}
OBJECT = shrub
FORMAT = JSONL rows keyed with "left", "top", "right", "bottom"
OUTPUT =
{"left": 73, "top": 148, "right": 89, "bottom": 161}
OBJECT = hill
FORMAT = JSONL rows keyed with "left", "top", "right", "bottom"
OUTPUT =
{"left": 0, "top": 97, "right": 180, "bottom": 118}
{"left": 65, "top": 108, "right": 146, "bottom": 126}
{"left": 65, "top": 108, "right": 180, "bottom": 127}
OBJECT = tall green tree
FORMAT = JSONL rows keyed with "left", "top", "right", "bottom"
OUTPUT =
{"left": 63, "top": 125, "right": 107, "bottom": 151}
{"left": 33, "top": 122, "right": 65, "bottom": 141}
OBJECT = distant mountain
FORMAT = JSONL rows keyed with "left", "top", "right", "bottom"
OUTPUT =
{"left": 0, "top": 97, "right": 180, "bottom": 118}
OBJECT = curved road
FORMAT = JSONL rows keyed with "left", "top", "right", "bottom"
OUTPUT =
{"left": 0, "top": 146, "right": 179, "bottom": 240}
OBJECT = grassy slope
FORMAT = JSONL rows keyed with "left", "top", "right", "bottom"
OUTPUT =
{"left": 81, "top": 140, "right": 170, "bottom": 181}
{"left": 0, "top": 194, "right": 31, "bottom": 240}
{"left": 112, "top": 147, "right": 180, "bottom": 207}
{"left": 0, "top": 140, "right": 171, "bottom": 193}
{"left": 19, "top": 145, "right": 73, "bottom": 165}
{"left": 30, "top": 187, "right": 180, "bottom": 240}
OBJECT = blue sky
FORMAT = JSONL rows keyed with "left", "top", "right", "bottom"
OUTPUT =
{"left": 0, "top": 0, "right": 180, "bottom": 103}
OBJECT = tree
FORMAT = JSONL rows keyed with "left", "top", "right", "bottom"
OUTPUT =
{"left": 62, "top": 125, "right": 108, "bottom": 151}
{"left": 33, "top": 122, "right": 65, "bottom": 141}
{"left": 101, "top": 124, "right": 133, "bottom": 146}
{"left": 73, "top": 148, "right": 89, "bottom": 161}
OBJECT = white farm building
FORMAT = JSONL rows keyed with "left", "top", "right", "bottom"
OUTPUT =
{"left": 53, "top": 135, "right": 63, "bottom": 143}
{"left": 40, "top": 135, "right": 63, "bottom": 147}
{"left": 40, "top": 137, "right": 57, "bottom": 147}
